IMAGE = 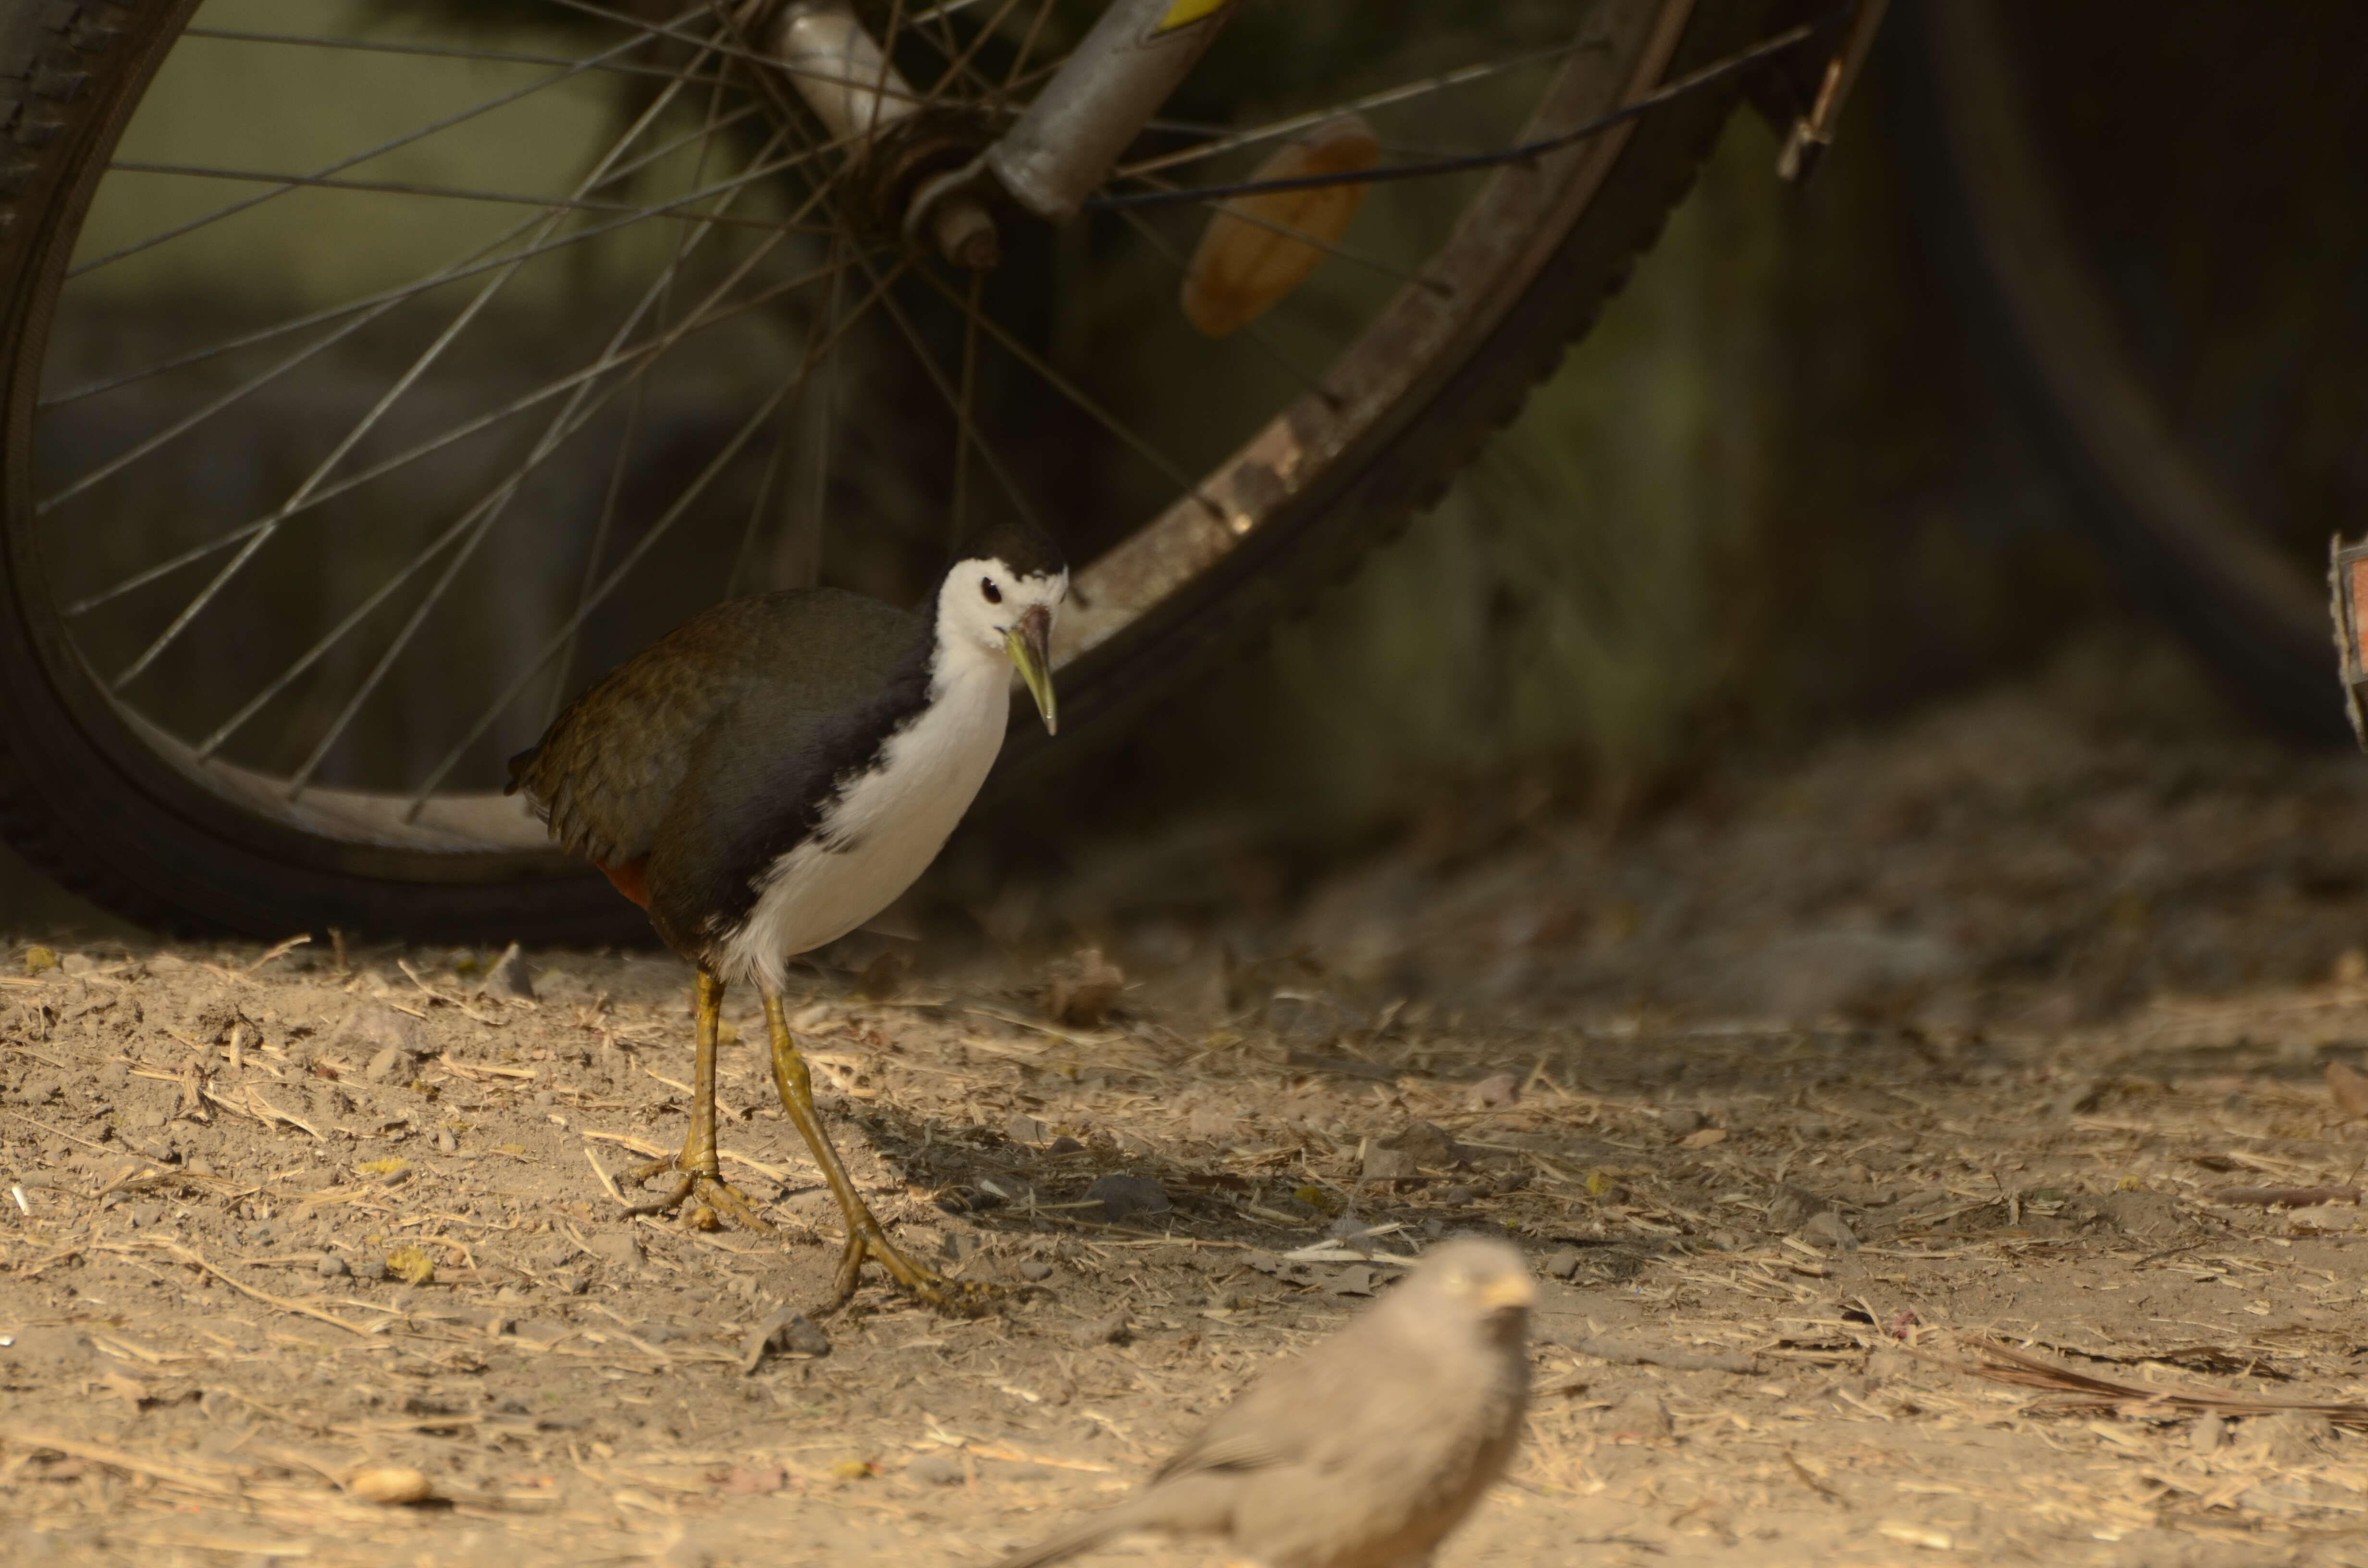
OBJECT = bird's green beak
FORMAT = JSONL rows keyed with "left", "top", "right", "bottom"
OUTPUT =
{"left": 1005, "top": 605, "right": 1057, "bottom": 735}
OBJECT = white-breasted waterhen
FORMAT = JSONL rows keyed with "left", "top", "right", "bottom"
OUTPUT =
{"left": 507, "top": 519, "right": 1065, "bottom": 1307}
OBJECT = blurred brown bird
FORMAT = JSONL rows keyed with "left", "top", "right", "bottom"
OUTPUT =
{"left": 987, "top": 1237, "right": 1534, "bottom": 1568}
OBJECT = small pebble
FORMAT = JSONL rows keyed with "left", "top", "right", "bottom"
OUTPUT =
{"left": 583, "top": 1233, "right": 642, "bottom": 1269}
{"left": 908, "top": 1452, "right": 966, "bottom": 1486}
{"left": 1544, "top": 1247, "right": 1584, "bottom": 1281}
{"left": 1803, "top": 1211, "right": 1860, "bottom": 1252}
{"left": 1017, "top": 1259, "right": 1054, "bottom": 1283}
{"left": 1046, "top": 1135, "right": 1085, "bottom": 1156}
{"left": 1606, "top": 1389, "right": 1672, "bottom": 1443}
{"left": 1660, "top": 1108, "right": 1706, "bottom": 1138}
{"left": 1005, "top": 1114, "right": 1048, "bottom": 1145}
{"left": 317, "top": 1252, "right": 350, "bottom": 1279}
{"left": 1440, "top": 1184, "right": 1478, "bottom": 1207}
{"left": 347, "top": 1466, "right": 435, "bottom": 1505}
{"left": 1470, "top": 1071, "right": 1522, "bottom": 1108}
{"left": 479, "top": 942, "right": 536, "bottom": 1001}
{"left": 351, "top": 1258, "right": 389, "bottom": 1283}
{"left": 1067, "top": 1312, "right": 1131, "bottom": 1347}
{"left": 1085, "top": 1173, "right": 1171, "bottom": 1224}
{"left": 365, "top": 1045, "right": 418, "bottom": 1085}
{"left": 434, "top": 1128, "right": 457, "bottom": 1155}
{"left": 739, "top": 1311, "right": 831, "bottom": 1373}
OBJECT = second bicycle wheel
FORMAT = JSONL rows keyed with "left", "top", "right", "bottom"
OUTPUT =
{"left": 1900, "top": 1, "right": 2359, "bottom": 741}
{"left": 0, "top": 0, "right": 1810, "bottom": 937}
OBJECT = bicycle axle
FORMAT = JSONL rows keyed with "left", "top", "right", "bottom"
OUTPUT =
{"left": 767, "top": 0, "right": 1243, "bottom": 270}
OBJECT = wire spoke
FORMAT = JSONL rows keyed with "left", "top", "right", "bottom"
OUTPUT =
{"left": 402, "top": 259, "right": 913, "bottom": 816}
{"left": 39, "top": 227, "right": 525, "bottom": 515}
{"left": 240, "top": 237, "right": 826, "bottom": 778}
{"left": 532, "top": 0, "right": 949, "bottom": 113}
{"left": 71, "top": 2, "right": 731, "bottom": 280}
{"left": 908, "top": 262, "right": 1213, "bottom": 521}
{"left": 554, "top": 72, "right": 750, "bottom": 722}
{"left": 110, "top": 40, "right": 735, "bottom": 692}
{"left": 918, "top": 0, "right": 1027, "bottom": 104}
{"left": 1127, "top": 171, "right": 1448, "bottom": 295}
{"left": 179, "top": 25, "right": 735, "bottom": 86}
{"left": 1114, "top": 39, "right": 1594, "bottom": 181}
{"left": 197, "top": 490, "right": 500, "bottom": 767}
{"left": 1096, "top": 17, "right": 1838, "bottom": 207}
{"left": 66, "top": 245, "right": 859, "bottom": 622}
{"left": 105, "top": 161, "right": 828, "bottom": 234}
{"left": 948, "top": 269, "right": 984, "bottom": 546}
{"left": 45, "top": 101, "right": 775, "bottom": 408}
{"left": 911, "top": 0, "right": 992, "bottom": 27}
{"left": 790, "top": 262, "right": 849, "bottom": 589}
{"left": 869, "top": 270, "right": 1050, "bottom": 539}
{"left": 725, "top": 226, "right": 846, "bottom": 599}
{"left": 1112, "top": 205, "right": 1341, "bottom": 408}
{"left": 279, "top": 127, "right": 811, "bottom": 790}
{"left": 1004, "top": 0, "right": 1060, "bottom": 90}
{"left": 290, "top": 218, "right": 846, "bottom": 778}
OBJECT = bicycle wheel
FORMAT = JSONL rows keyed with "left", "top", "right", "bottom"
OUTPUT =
{"left": 1898, "top": 1, "right": 2355, "bottom": 741}
{"left": 0, "top": 0, "right": 1811, "bottom": 939}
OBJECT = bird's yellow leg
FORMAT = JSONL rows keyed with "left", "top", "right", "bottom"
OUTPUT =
{"left": 621, "top": 969, "right": 772, "bottom": 1234}
{"left": 761, "top": 991, "right": 988, "bottom": 1313}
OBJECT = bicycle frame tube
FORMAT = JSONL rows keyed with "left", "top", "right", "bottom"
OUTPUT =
{"left": 984, "top": 0, "right": 1244, "bottom": 222}
{"left": 768, "top": 0, "right": 1239, "bottom": 256}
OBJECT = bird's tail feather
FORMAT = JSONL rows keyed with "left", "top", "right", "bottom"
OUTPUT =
{"left": 984, "top": 1476, "right": 1233, "bottom": 1568}
{"left": 985, "top": 1516, "right": 1123, "bottom": 1568}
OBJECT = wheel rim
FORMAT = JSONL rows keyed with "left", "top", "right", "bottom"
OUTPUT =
{"left": 13, "top": 0, "right": 1700, "bottom": 870}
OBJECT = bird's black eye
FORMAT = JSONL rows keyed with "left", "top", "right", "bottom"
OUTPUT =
{"left": 981, "top": 578, "right": 1002, "bottom": 604}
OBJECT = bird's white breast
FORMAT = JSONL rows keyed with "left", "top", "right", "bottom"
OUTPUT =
{"left": 718, "top": 653, "right": 1009, "bottom": 994}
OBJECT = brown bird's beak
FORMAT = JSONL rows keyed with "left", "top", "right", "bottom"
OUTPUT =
{"left": 1005, "top": 604, "right": 1057, "bottom": 735}
{"left": 1480, "top": 1271, "right": 1537, "bottom": 1312}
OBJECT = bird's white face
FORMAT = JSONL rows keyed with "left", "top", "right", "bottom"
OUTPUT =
{"left": 937, "top": 553, "right": 1067, "bottom": 734}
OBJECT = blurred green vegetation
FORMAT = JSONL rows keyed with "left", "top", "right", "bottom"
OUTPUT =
{"left": 1051, "top": 71, "right": 2112, "bottom": 889}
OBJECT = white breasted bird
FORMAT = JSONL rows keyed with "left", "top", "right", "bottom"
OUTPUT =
{"left": 507, "top": 519, "right": 1066, "bottom": 1306}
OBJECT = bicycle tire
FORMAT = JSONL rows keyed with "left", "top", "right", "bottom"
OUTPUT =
{"left": 0, "top": 0, "right": 1805, "bottom": 939}
{"left": 1895, "top": 1, "right": 2349, "bottom": 742}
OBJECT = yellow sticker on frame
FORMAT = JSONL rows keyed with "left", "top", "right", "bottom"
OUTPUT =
{"left": 1155, "top": 0, "right": 1233, "bottom": 33}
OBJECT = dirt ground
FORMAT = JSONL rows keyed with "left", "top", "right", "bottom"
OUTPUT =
{"left": 11, "top": 637, "right": 2368, "bottom": 1568}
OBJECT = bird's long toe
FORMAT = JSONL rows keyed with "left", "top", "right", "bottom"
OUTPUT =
{"left": 693, "top": 1173, "right": 775, "bottom": 1234}
{"left": 623, "top": 1152, "right": 681, "bottom": 1188}
{"left": 827, "top": 1221, "right": 994, "bottom": 1316}
{"left": 618, "top": 1160, "right": 774, "bottom": 1235}
{"left": 621, "top": 1170, "right": 696, "bottom": 1217}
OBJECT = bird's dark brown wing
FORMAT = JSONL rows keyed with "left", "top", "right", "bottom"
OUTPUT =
{"left": 506, "top": 589, "right": 921, "bottom": 870}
